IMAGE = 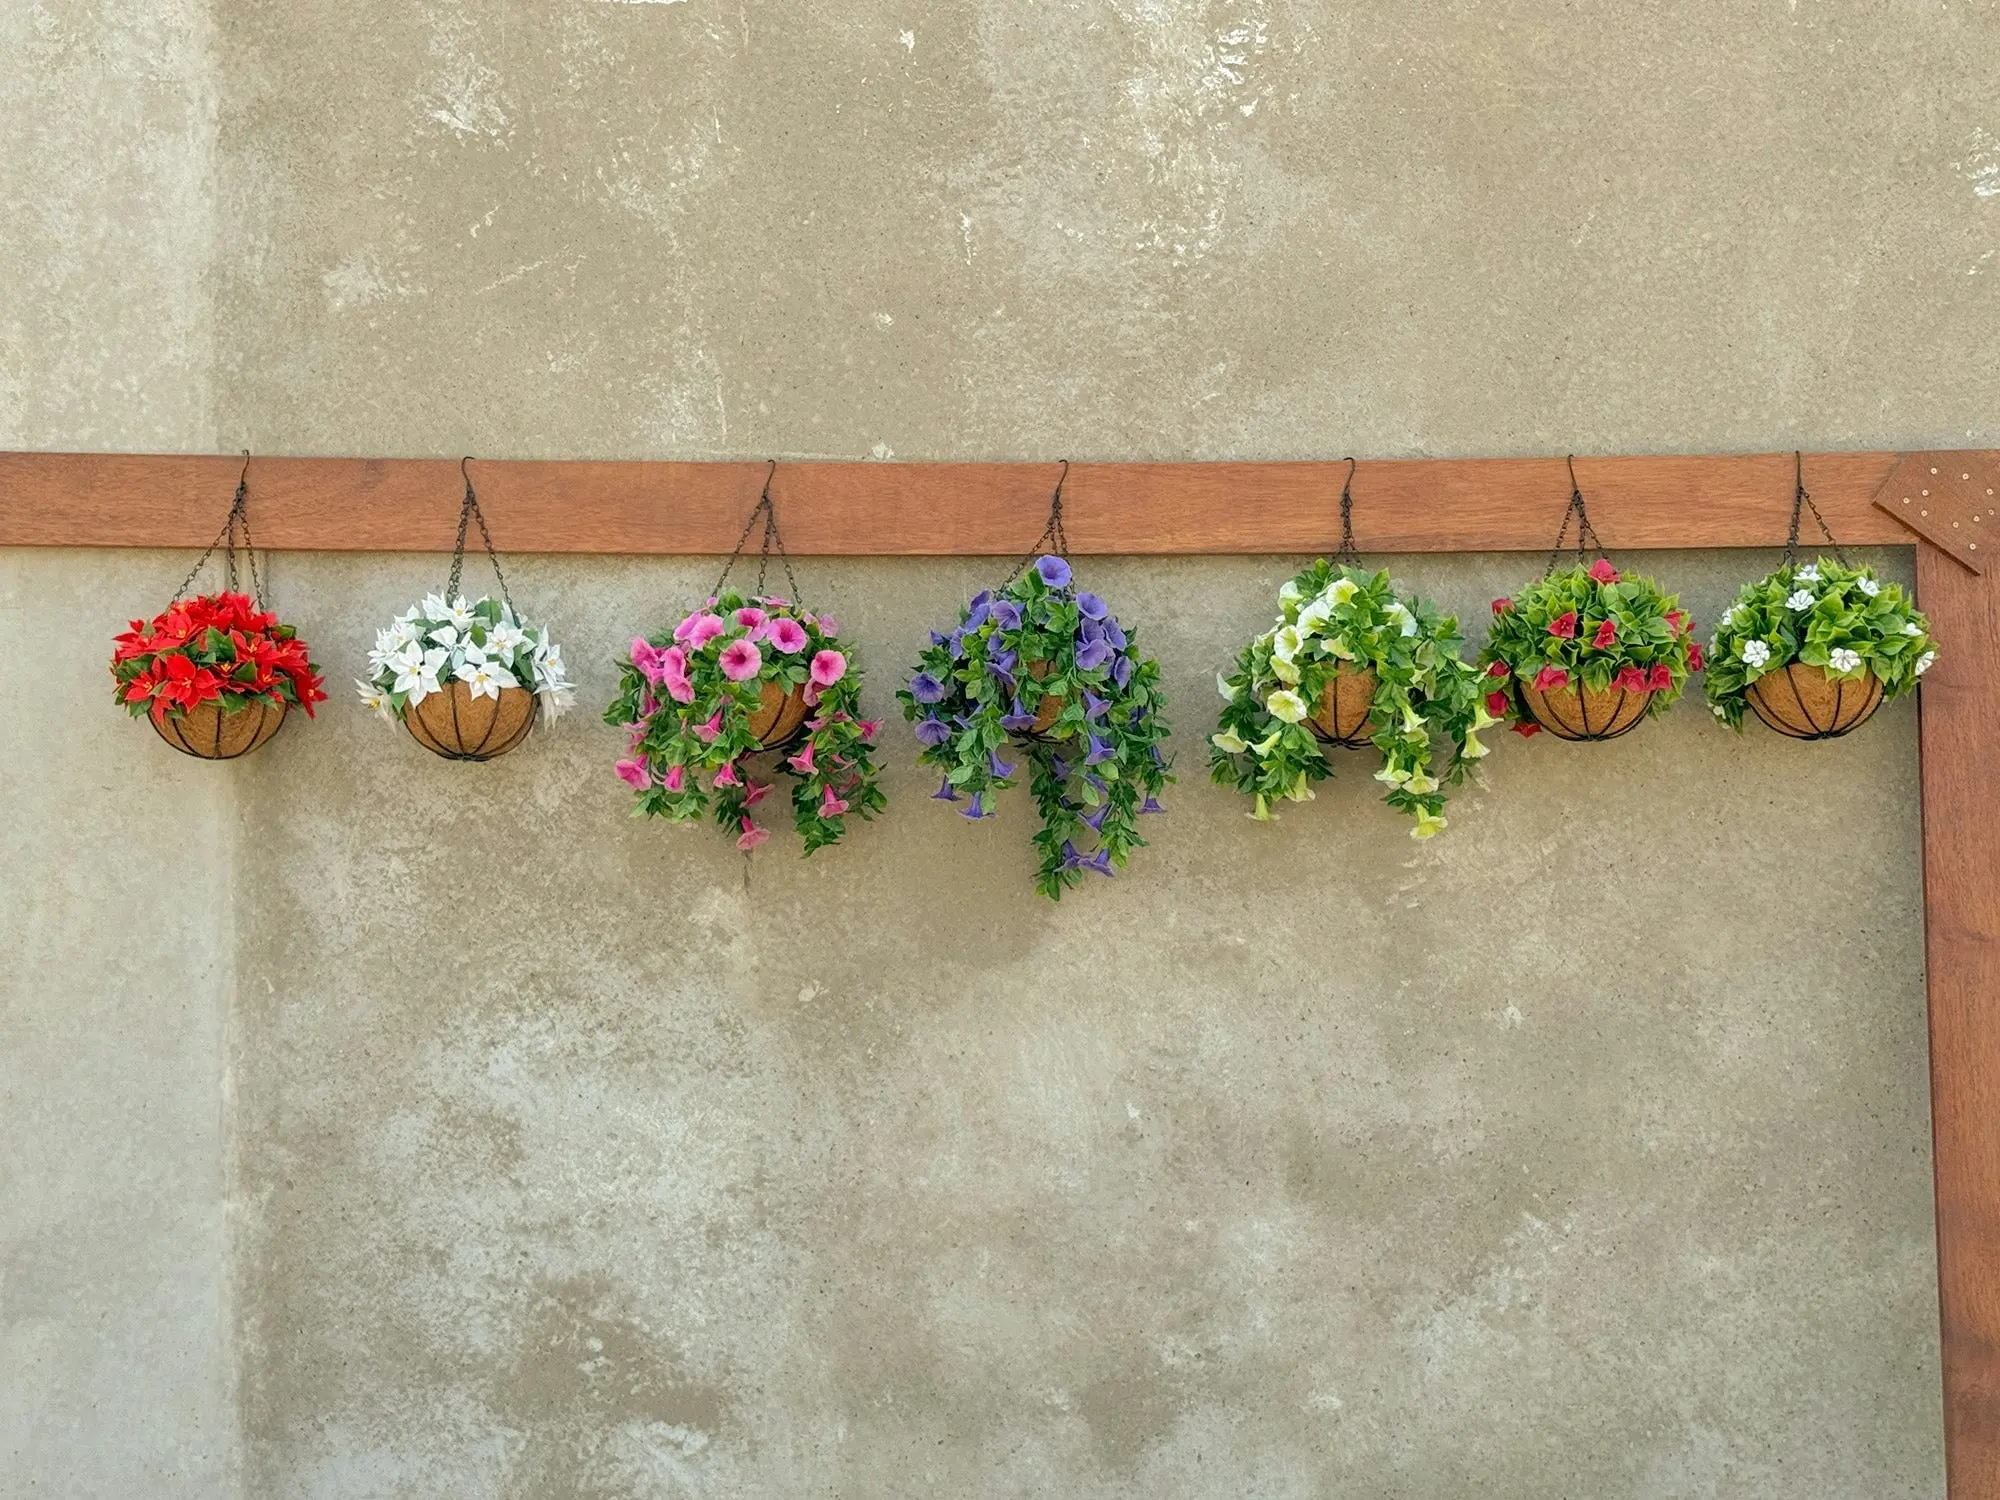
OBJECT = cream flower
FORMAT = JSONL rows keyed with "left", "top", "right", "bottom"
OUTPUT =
{"left": 1283, "top": 772, "right": 1315, "bottom": 802}
{"left": 1386, "top": 601, "right": 1419, "bottom": 637}
{"left": 1373, "top": 762, "right": 1411, "bottom": 786}
{"left": 1327, "top": 577, "right": 1358, "bottom": 606}
{"left": 1273, "top": 625, "right": 1304, "bottom": 662}
{"left": 1461, "top": 731, "right": 1490, "bottom": 759}
{"left": 1266, "top": 688, "right": 1308, "bottom": 723}
{"left": 1411, "top": 809, "right": 1447, "bottom": 840}
{"left": 1251, "top": 728, "right": 1284, "bottom": 756}
{"left": 1212, "top": 729, "right": 1249, "bottom": 754}
{"left": 1406, "top": 771, "right": 1439, "bottom": 794}
{"left": 1278, "top": 580, "right": 1303, "bottom": 609}
{"left": 1296, "top": 600, "right": 1333, "bottom": 636}
{"left": 1270, "top": 653, "right": 1301, "bottom": 685}
{"left": 1217, "top": 671, "right": 1240, "bottom": 701}
{"left": 1250, "top": 793, "right": 1275, "bottom": 822}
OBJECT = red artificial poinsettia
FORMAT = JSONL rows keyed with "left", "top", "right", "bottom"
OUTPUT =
{"left": 111, "top": 591, "right": 326, "bottom": 725}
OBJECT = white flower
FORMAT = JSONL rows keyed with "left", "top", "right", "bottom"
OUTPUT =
{"left": 1324, "top": 634, "right": 1356, "bottom": 661}
{"left": 456, "top": 653, "right": 518, "bottom": 700}
{"left": 488, "top": 620, "right": 528, "bottom": 657}
{"left": 1273, "top": 625, "right": 1304, "bottom": 662}
{"left": 1795, "top": 564, "right": 1820, "bottom": 583}
{"left": 1916, "top": 651, "right": 1936, "bottom": 676}
{"left": 1216, "top": 672, "right": 1240, "bottom": 702}
{"left": 1296, "top": 600, "right": 1332, "bottom": 636}
{"left": 1785, "top": 589, "right": 1815, "bottom": 612}
{"left": 1902, "top": 621, "right": 1924, "bottom": 637}
{"left": 419, "top": 593, "right": 450, "bottom": 621}
{"left": 1857, "top": 576, "right": 1880, "bottom": 597}
{"left": 1719, "top": 606, "right": 1738, "bottom": 629}
{"left": 1270, "top": 653, "right": 1301, "bottom": 685}
{"left": 430, "top": 624, "right": 463, "bottom": 653}
{"left": 1265, "top": 688, "right": 1308, "bottom": 723}
{"left": 1712, "top": 702, "right": 1728, "bottom": 718}
{"left": 1327, "top": 577, "right": 1358, "bottom": 606}
{"left": 1386, "top": 601, "right": 1418, "bottom": 637}
{"left": 1212, "top": 729, "right": 1248, "bottom": 754}
{"left": 1278, "top": 580, "right": 1303, "bottom": 608}
{"left": 1740, "top": 639, "right": 1771, "bottom": 668}
{"left": 354, "top": 679, "right": 396, "bottom": 722}
{"left": 1373, "top": 762, "right": 1411, "bottom": 786}
{"left": 395, "top": 647, "right": 448, "bottom": 705}
{"left": 1828, "top": 647, "right": 1862, "bottom": 674}
{"left": 442, "top": 596, "right": 477, "bottom": 630}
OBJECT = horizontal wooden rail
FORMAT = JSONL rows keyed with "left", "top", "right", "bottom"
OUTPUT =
{"left": 0, "top": 450, "right": 1920, "bottom": 555}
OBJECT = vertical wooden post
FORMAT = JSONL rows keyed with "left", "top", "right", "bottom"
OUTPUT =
{"left": 1918, "top": 544, "right": 2000, "bottom": 1496}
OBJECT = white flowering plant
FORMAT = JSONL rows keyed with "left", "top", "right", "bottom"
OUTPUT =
{"left": 357, "top": 594, "right": 574, "bottom": 723}
{"left": 1210, "top": 562, "right": 1493, "bottom": 838}
{"left": 1703, "top": 556, "right": 1935, "bottom": 729}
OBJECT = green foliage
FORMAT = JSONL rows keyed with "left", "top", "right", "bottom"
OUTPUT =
{"left": 1703, "top": 556, "right": 1935, "bottom": 729}
{"left": 899, "top": 557, "right": 1171, "bottom": 900}
{"left": 1479, "top": 560, "right": 1698, "bottom": 730}
{"left": 1210, "top": 562, "right": 1492, "bottom": 837}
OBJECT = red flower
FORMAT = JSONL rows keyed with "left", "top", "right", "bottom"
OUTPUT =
{"left": 158, "top": 654, "right": 223, "bottom": 712}
{"left": 1687, "top": 642, "right": 1705, "bottom": 671}
{"left": 1591, "top": 619, "right": 1617, "bottom": 650}
{"left": 1485, "top": 690, "right": 1510, "bottom": 716}
{"left": 1665, "top": 609, "right": 1684, "bottom": 630}
{"left": 1647, "top": 663, "right": 1673, "bottom": 692}
{"left": 1588, "top": 559, "right": 1620, "bottom": 584}
{"left": 1511, "top": 720, "right": 1543, "bottom": 737}
{"left": 1485, "top": 660, "right": 1509, "bottom": 679}
{"left": 1548, "top": 611, "right": 1578, "bottom": 639}
{"left": 1613, "top": 665, "right": 1650, "bottom": 693}
{"left": 1532, "top": 665, "right": 1570, "bottom": 693}
{"left": 1492, "top": 597, "right": 1513, "bottom": 615}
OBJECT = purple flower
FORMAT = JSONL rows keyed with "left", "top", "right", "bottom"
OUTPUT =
{"left": 1083, "top": 690, "right": 1109, "bottom": 720}
{"left": 1085, "top": 848, "right": 1114, "bottom": 875}
{"left": 915, "top": 715, "right": 951, "bottom": 747}
{"left": 931, "top": 778, "right": 960, "bottom": 802}
{"left": 969, "top": 589, "right": 992, "bottom": 610}
{"left": 1111, "top": 654, "right": 1133, "bottom": 689}
{"left": 1077, "top": 591, "right": 1108, "bottom": 620}
{"left": 991, "top": 600, "right": 1023, "bottom": 631}
{"left": 910, "top": 672, "right": 945, "bottom": 704}
{"left": 960, "top": 791, "right": 989, "bottom": 819}
{"left": 1000, "top": 698, "right": 1037, "bottom": 732}
{"left": 966, "top": 599, "right": 991, "bottom": 630}
{"left": 987, "top": 642, "right": 1017, "bottom": 672}
{"left": 1085, "top": 732, "right": 1114, "bottom": 765}
{"left": 1049, "top": 755, "right": 1070, "bottom": 780}
{"left": 1080, "top": 617, "right": 1106, "bottom": 644}
{"left": 1083, "top": 772, "right": 1105, "bottom": 795}
{"left": 1075, "top": 637, "right": 1112, "bottom": 671}
{"left": 1106, "top": 620, "right": 1127, "bottom": 650}
{"left": 1059, "top": 840, "right": 1082, "bottom": 870}
{"left": 1140, "top": 795, "right": 1165, "bottom": 814}
{"left": 1082, "top": 803, "right": 1110, "bottom": 833}
{"left": 1035, "top": 555, "right": 1072, "bottom": 588}
{"left": 988, "top": 748, "right": 1017, "bottom": 779}
{"left": 929, "top": 630, "right": 951, "bottom": 648}
{"left": 947, "top": 629, "right": 967, "bottom": 659}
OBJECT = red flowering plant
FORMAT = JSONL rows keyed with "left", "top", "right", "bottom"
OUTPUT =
{"left": 110, "top": 590, "right": 327, "bottom": 731}
{"left": 1478, "top": 557, "right": 1700, "bottom": 740}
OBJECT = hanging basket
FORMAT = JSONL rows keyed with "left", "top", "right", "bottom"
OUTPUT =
{"left": 1744, "top": 664, "right": 1884, "bottom": 740}
{"left": 1518, "top": 680, "right": 1650, "bottom": 741}
{"left": 404, "top": 681, "right": 537, "bottom": 761}
{"left": 1306, "top": 669, "right": 1379, "bottom": 747}
{"left": 746, "top": 679, "right": 813, "bottom": 750}
{"left": 152, "top": 697, "right": 288, "bottom": 760}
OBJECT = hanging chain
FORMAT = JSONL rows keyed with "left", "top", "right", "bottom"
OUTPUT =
{"left": 1784, "top": 450, "right": 1846, "bottom": 568}
{"left": 1000, "top": 460, "right": 1071, "bottom": 587}
{"left": 175, "top": 450, "right": 265, "bottom": 606}
{"left": 711, "top": 461, "right": 803, "bottom": 606}
{"left": 1335, "top": 455, "right": 1362, "bottom": 568}
{"left": 445, "top": 457, "right": 516, "bottom": 613}
{"left": 1544, "top": 454, "right": 1608, "bottom": 575}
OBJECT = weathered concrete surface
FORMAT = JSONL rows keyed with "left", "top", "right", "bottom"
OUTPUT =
{"left": 6, "top": 0, "right": 1999, "bottom": 1494}
{"left": 212, "top": 549, "right": 1940, "bottom": 1498}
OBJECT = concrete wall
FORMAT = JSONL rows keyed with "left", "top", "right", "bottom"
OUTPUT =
{"left": 6, "top": 1, "right": 1996, "bottom": 1496}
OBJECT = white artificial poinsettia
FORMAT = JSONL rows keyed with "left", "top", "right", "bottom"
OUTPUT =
{"left": 358, "top": 594, "right": 573, "bottom": 724}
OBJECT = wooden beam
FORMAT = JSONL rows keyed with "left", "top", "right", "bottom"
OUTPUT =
{"left": 1917, "top": 544, "right": 2000, "bottom": 1497}
{"left": 0, "top": 449, "right": 1918, "bottom": 554}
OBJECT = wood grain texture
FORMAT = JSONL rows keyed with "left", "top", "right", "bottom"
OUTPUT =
{"left": 1917, "top": 545, "right": 2000, "bottom": 1500}
{"left": 1873, "top": 452, "right": 2000, "bottom": 576}
{"left": 0, "top": 450, "right": 1925, "bottom": 555}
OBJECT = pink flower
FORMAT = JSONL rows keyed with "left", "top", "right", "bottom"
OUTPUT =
{"left": 694, "top": 710, "right": 724, "bottom": 743}
{"left": 735, "top": 818, "right": 769, "bottom": 851}
{"left": 1532, "top": 665, "right": 1570, "bottom": 693}
{"left": 631, "top": 638, "right": 687, "bottom": 687}
{"left": 614, "top": 757, "right": 651, "bottom": 790}
{"left": 672, "top": 612, "right": 701, "bottom": 644}
{"left": 857, "top": 719, "right": 880, "bottom": 741}
{"left": 1492, "top": 597, "right": 1512, "bottom": 615}
{"left": 736, "top": 606, "right": 768, "bottom": 631}
{"left": 810, "top": 649, "right": 846, "bottom": 688}
{"left": 663, "top": 763, "right": 685, "bottom": 792}
{"left": 1591, "top": 619, "right": 1617, "bottom": 650}
{"left": 713, "top": 761, "right": 741, "bottom": 787}
{"left": 1613, "top": 665, "right": 1650, "bottom": 693}
{"left": 686, "top": 613, "right": 728, "bottom": 649}
{"left": 817, "top": 615, "right": 839, "bottom": 635}
{"left": 663, "top": 668, "right": 695, "bottom": 705}
{"left": 819, "top": 785, "right": 849, "bottom": 818}
{"left": 743, "top": 779, "right": 771, "bottom": 807}
{"left": 1548, "top": 611, "right": 1578, "bottom": 640}
{"left": 626, "top": 724, "right": 647, "bottom": 750}
{"left": 1588, "top": 558, "right": 1621, "bottom": 584}
{"left": 766, "top": 617, "right": 809, "bottom": 654}
{"left": 1647, "top": 663, "right": 1673, "bottom": 692}
{"left": 788, "top": 742, "right": 817, "bottom": 774}
{"left": 719, "top": 639, "right": 763, "bottom": 681}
